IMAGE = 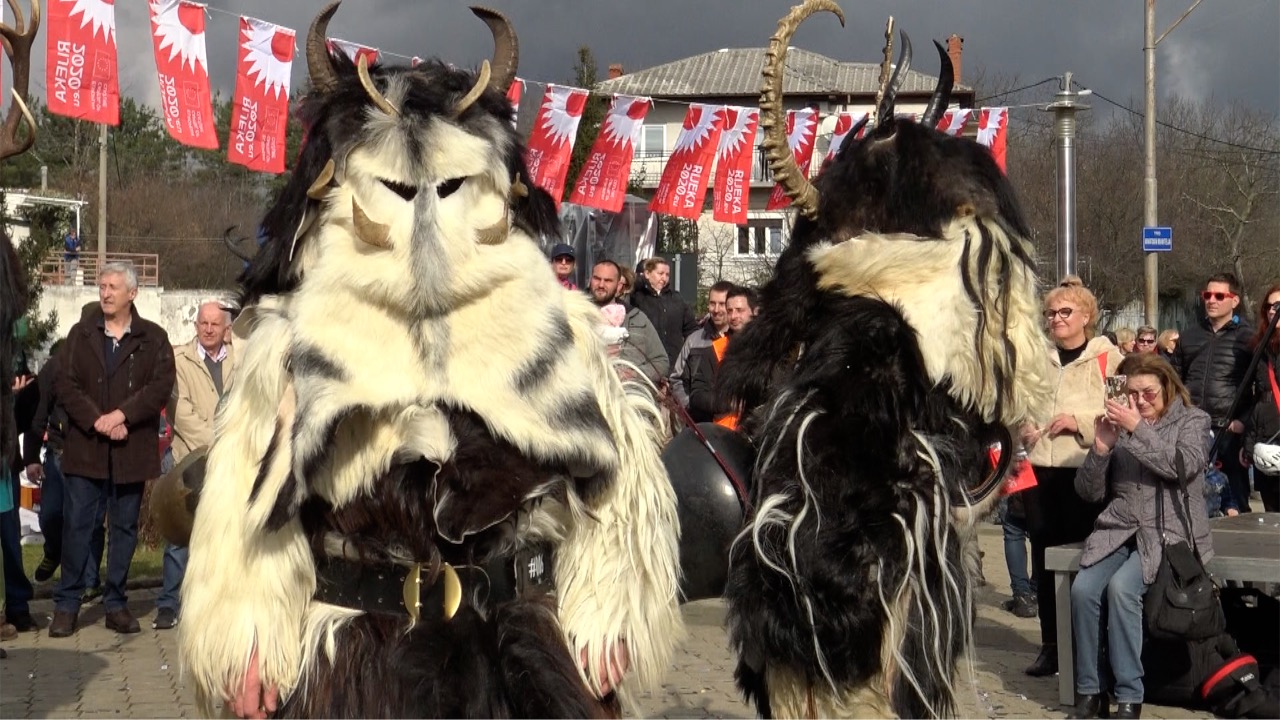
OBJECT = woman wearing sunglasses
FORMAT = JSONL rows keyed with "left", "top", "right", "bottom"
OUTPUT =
{"left": 1020, "top": 276, "right": 1124, "bottom": 678}
{"left": 1244, "top": 282, "right": 1280, "bottom": 512}
{"left": 1068, "top": 353, "right": 1212, "bottom": 719}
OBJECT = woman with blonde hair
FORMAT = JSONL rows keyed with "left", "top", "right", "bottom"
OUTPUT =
{"left": 1020, "top": 276, "right": 1123, "bottom": 677}
{"left": 1114, "top": 327, "right": 1136, "bottom": 355}
{"left": 1157, "top": 329, "right": 1179, "bottom": 358}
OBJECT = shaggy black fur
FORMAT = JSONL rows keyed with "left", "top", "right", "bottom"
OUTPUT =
{"left": 1, "top": 232, "right": 28, "bottom": 470}
{"left": 241, "top": 53, "right": 561, "bottom": 306}
{"left": 725, "top": 295, "right": 985, "bottom": 718}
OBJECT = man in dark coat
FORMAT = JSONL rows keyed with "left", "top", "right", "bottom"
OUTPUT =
{"left": 49, "top": 262, "right": 175, "bottom": 637}
{"left": 629, "top": 257, "right": 697, "bottom": 367}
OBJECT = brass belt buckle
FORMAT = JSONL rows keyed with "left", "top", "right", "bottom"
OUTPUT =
{"left": 402, "top": 562, "right": 463, "bottom": 627}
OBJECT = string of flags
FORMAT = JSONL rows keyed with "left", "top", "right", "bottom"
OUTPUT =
{"left": 29, "top": 0, "right": 1009, "bottom": 222}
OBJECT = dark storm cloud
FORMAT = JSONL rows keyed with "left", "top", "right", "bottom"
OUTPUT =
{"left": 17, "top": 0, "right": 1279, "bottom": 129}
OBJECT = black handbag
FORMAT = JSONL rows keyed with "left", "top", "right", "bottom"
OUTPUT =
{"left": 1144, "top": 450, "right": 1226, "bottom": 641}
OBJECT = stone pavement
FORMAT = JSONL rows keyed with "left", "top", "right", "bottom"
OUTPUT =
{"left": 1, "top": 527, "right": 1212, "bottom": 718}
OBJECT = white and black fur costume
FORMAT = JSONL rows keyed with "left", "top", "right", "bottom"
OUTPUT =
{"left": 178, "top": 5, "right": 682, "bottom": 717}
{"left": 717, "top": 2, "right": 1052, "bottom": 717}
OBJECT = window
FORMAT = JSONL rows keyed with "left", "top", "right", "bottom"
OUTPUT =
{"left": 736, "top": 218, "right": 786, "bottom": 256}
{"left": 639, "top": 125, "right": 665, "bottom": 156}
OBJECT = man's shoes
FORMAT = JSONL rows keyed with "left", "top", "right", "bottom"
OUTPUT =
{"left": 1114, "top": 702, "right": 1142, "bottom": 719}
{"left": 0, "top": 620, "right": 15, "bottom": 641}
{"left": 1011, "top": 593, "right": 1039, "bottom": 619}
{"left": 1025, "top": 643, "right": 1059, "bottom": 676}
{"left": 1001, "top": 597, "right": 1017, "bottom": 612}
{"left": 1068, "top": 693, "right": 1110, "bottom": 718}
{"left": 104, "top": 607, "right": 141, "bottom": 634}
{"left": 33, "top": 557, "right": 58, "bottom": 583}
{"left": 6, "top": 610, "right": 37, "bottom": 632}
{"left": 152, "top": 607, "right": 179, "bottom": 630}
{"left": 47, "top": 610, "right": 78, "bottom": 638}
{"left": 81, "top": 585, "right": 104, "bottom": 606}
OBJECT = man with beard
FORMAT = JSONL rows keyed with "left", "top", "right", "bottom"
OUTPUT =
{"left": 685, "top": 285, "right": 755, "bottom": 426}
{"left": 671, "top": 281, "right": 732, "bottom": 410}
{"left": 588, "top": 260, "right": 669, "bottom": 386}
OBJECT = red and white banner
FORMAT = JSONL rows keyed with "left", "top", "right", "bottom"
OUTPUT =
{"left": 46, "top": 0, "right": 121, "bottom": 125}
{"left": 569, "top": 95, "right": 649, "bottom": 212}
{"left": 328, "top": 38, "right": 379, "bottom": 67}
{"left": 506, "top": 78, "right": 524, "bottom": 127}
{"left": 228, "top": 16, "right": 293, "bottom": 174}
{"left": 936, "top": 108, "right": 972, "bottom": 136}
{"left": 525, "top": 85, "right": 589, "bottom": 205}
{"left": 765, "top": 108, "right": 819, "bottom": 211}
{"left": 149, "top": 0, "right": 218, "bottom": 149}
{"left": 712, "top": 106, "right": 758, "bottom": 225}
{"left": 976, "top": 107, "right": 1009, "bottom": 172}
{"left": 650, "top": 103, "right": 723, "bottom": 220}
{"left": 821, "top": 111, "right": 869, "bottom": 169}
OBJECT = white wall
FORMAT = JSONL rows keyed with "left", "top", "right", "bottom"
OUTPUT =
{"left": 35, "top": 286, "right": 237, "bottom": 350}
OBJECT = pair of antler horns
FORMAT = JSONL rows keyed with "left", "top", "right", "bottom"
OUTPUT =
{"left": 0, "top": 0, "right": 41, "bottom": 162}
{"left": 759, "top": 0, "right": 954, "bottom": 218}
{"left": 306, "top": 2, "right": 515, "bottom": 117}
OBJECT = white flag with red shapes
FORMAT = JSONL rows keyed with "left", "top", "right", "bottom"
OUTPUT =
{"left": 936, "top": 108, "right": 972, "bottom": 136}
{"left": 821, "top": 111, "right": 869, "bottom": 169}
{"left": 46, "top": 0, "right": 122, "bottom": 125}
{"left": 712, "top": 106, "right": 759, "bottom": 225}
{"left": 524, "top": 84, "right": 588, "bottom": 206}
{"left": 649, "top": 103, "right": 723, "bottom": 220}
{"left": 149, "top": 0, "right": 218, "bottom": 149}
{"left": 976, "top": 107, "right": 1009, "bottom": 172}
{"left": 506, "top": 78, "right": 524, "bottom": 127}
{"left": 228, "top": 16, "right": 293, "bottom": 174}
{"left": 569, "top": 95, "right": 649, "bottom": 213}
{"left": 328, "top": 38, "right": 379, "bottom": 67}
{"left": 766, "top": 108, "right": 819, "bottom": 211}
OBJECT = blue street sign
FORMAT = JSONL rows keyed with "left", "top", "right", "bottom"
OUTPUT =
{"left": 1142, "top": 226, "right": 1172, "bottom": 252}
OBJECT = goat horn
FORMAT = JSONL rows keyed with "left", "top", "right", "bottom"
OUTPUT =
{"left": 306, "top": 1, "right": 342, "bottom": 94}
{"left": 919, "top": 39, "right": 954, "bottom": 130}
{"left": 469, "top": 6, "right": 518, "bottom": 94}
{"left": 351, "top": 198, "right": 392, "bottom": 249}
{"left": 1, "top": 0, "right": 40, "bottom": 161}
{"left": 454, "top": 60, "right": 491, "bottom": 117}
{"left": 759, "top": 0, "right": 844, "bottom": 220}
{"left": 875, "top": 30, "right": 911, "bottom": 127}
{"left": 357, "top": 55, "right": 399, "bottom": 117}
{"left": 307, "top": 159, "right": 336, "bottom": 200}
{"left": 476, "top": 206, "right": 510, "bottom": 246}
{"left": 221, "top": 226, "right": 255, "bottom": 263}
{"left": 5, "top": 88, "right": 36, "bottom": 158}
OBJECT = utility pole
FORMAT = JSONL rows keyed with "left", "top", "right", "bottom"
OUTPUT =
{"left": 1044, "top": 72, "right": 1090, "bottom": 283}
{"left": 1144, "top": 0, "right": 1204, "bottom": 326}
{"left": 97, "top": 123, "right": 107, "bottom": 274}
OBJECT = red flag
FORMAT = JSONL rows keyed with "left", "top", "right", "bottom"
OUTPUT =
{"left": 936, "top": 108, "right": 972, "bottom": 136}
{"left": 820, "top": 111, "right": 869, "bottom": 170}
{"left": 46, "top": 0, "right": 121, "bottom": 125}
{"left": 711, "top": 106, "right": 758, "bottom": 225}
{"left": 569, "top": 95, "right": 649, "bottom": 212}
{"left": 149, "top": 0, "right": 218, "bottom": 149}
{"left": 976, "top": 107, "right": 1009, "bottom": 172}
{"left": 649, "top": 103, "right": 723, "bottom": 220}
{"left": 328, "top": 38, "right": 379, "bottom": 67}
{"left": 506, "top": 78, "right": 524, "bottom": 127}
{"left": 228, "top": 17, "right": 294, "bottom": 174}
{"left": 765, "top": 108, "right": 819, "bottom": 211}
{"left": 525, "top": 85, "right": 588, "bottom": 206}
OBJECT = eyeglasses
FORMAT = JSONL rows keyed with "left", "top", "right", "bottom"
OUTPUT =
{"left": 552, "top": 256, "right": 574, "bottom": 264}
{"left": 1127, "top": 388, "right": 1161, "bottom": 403}
{"left": 1043, "top": 308, "right": 1074, "bottom": 320}
{"left": 1201, "top": 291, "right": 1237, "bottom": 302}
{"left": 1136, "top": 338, "right": 1156, "bottom": 345}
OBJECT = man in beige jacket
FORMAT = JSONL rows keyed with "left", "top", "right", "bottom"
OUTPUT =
{"left": 156, "top": 301, "right": 235, "bottom": 630}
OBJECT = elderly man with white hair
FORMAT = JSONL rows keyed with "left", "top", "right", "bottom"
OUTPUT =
{"left": 154, "top": 300, "right": 236, "bottom": 630}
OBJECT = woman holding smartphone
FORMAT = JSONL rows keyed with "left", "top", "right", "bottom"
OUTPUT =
{"left": 1020, "top": 276, "right": 1123, "bottom": 677}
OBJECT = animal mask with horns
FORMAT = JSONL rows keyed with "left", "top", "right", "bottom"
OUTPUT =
{"left": 240, "top": 2, "right": 555, "bottom": 314}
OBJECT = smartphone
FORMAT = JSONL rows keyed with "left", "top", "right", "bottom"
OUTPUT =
{"left": 1105, "top": 375, "right": 1129, "bottom": 407}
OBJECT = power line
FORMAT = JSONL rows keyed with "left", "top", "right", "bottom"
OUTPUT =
{"left": 975, "top": 77, "right": 1059, "bottom": 104}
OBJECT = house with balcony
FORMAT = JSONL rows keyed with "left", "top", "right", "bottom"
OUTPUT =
{"left": 594, "top": 39, "right": 973, "bottom": 286}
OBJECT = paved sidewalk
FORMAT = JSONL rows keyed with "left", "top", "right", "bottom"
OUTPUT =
{"left": 1, "top": 528, "right": 1211, "bottom": 718}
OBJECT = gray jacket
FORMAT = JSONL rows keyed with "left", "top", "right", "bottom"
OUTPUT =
{"left": 1074, "top": 398, "right": 1214, "bottom": 585}
{"left": 620, "top": 307, "right": 670, "bottom": 386}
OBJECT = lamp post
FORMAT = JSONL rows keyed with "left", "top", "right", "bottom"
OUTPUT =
{"left": 1044, "top": 72, "right": 1090, "bottom": 283}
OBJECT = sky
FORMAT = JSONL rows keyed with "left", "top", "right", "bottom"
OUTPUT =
{"left": 10, "top": 0, "right": 1280, "bottom": 133}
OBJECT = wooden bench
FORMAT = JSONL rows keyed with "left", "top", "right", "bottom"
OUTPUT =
{"left": 1045, "top": 512, "right": 1280, "bottom": 706}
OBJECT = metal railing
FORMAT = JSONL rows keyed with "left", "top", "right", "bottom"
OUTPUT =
{"left": 630, "top": 148, "right": 776, "bottom": 187}
{"left": 40, "top": 251, "right": 161, "bottom": 287}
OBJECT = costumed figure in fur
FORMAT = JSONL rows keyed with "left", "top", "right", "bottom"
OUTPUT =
{"left": 176, "top": 4, "right": 683, "bottom": 717}
{"left": 718, "top": 2, "right": 1053, "bottom": 717}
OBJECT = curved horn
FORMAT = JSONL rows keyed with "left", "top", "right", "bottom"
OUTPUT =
{"left": 759, "top": 0, "right": 845, "bottom": 220}
{"left": 875, "top": 30, "right": 911, "bottom": 127}
{"left": 307, "top": 159, "right": 336, "bottom": 200}
{"left": 469, "top": 6, "right": 518, "bottom": 94}
{"left": 357, "top": 55, "right": 399, "bottom": 116}
{"left": 307, "top": 1, "right": 342, "bottom": 94}
{"left": 221, "top": 226, "right": 255, "bottom": 263}
{"left": 351, "top": 199, "right": 392, "bottom": 249}
{"left": 5, "top": 88, "right": 36, "bottom": 158}
{"left": 453, "top": 60, "right": 491, "bottom": 117}
{"left": 919, "top": 39, "right": 954, "bottom": 129}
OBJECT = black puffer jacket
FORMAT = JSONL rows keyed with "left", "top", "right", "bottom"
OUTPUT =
{"left": 1245, "top": 346, "right": 1280, "bottom": 459}
{"left": 1172, "top": 316, "right": 1254, "bottom": 425}
{"left": 629, "top": 285, "right": 697, "bottom": 367}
